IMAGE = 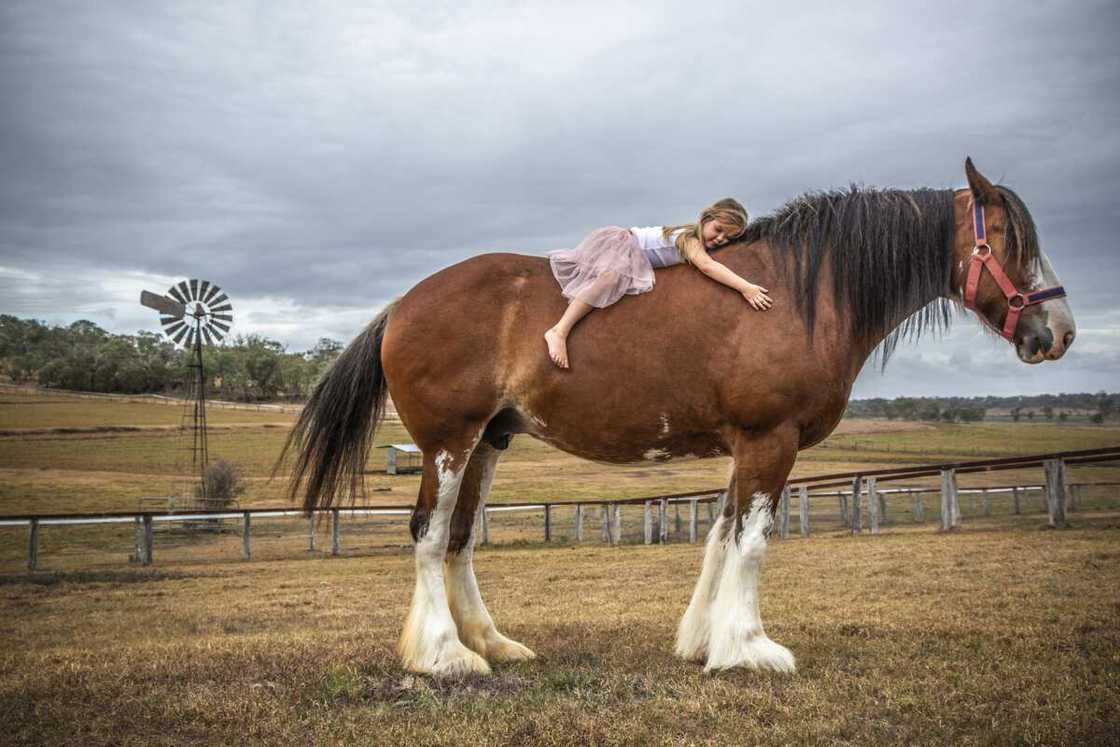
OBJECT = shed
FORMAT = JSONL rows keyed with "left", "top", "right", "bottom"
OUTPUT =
{"left": 379, "top": 443, "right": 422, "bottom": 475}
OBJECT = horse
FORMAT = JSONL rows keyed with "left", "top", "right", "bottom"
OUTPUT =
{"left": 281, "top": 159, "right": 1075, "bottom": 676}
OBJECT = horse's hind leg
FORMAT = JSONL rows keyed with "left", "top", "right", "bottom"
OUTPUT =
{"left": 398, "top": 443, "right": 491, "bottom": 676}
{"left": 699, "top": 426, "right": 798, "bottom": 673}
{"left": 445, "top": 441, "right": 536, "bottom": 663}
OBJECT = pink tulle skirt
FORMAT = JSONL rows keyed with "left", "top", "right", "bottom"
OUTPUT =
{"left": 548, "top": 226, "right": 655, "bottom": 308}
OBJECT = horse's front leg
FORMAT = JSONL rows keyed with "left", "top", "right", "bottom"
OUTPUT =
{"left": 677, "top": 424, "right": 798, "bottom": 673}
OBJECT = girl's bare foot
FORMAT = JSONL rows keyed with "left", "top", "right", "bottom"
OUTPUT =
{"left": 544, "top": 327, "right": 569, "bottom": 369}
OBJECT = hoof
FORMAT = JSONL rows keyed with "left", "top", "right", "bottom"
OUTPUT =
{"left": 403, "top": 639, "right": 492, "bottom": 677}
{"left": 704, "top": 635, "right": 796, "bottom": 674}
{"left": 487, "top": 635, "right": 536, "bottom": 663}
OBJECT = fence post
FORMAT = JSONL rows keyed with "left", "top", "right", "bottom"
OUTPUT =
{"left": 981, "top": 488, "right": 991, "bottom": 517}
{"left": 839, "top": 492, "right": 849, "bottom": 524}
{"left": 779, "top": 486, "right": 791, "bottom": 539}
{"left": 601, "top": 503, "right": 610, "bottom": 543}
{"left": 331, "top": 509, "right": 341, "bottom": 555}
{"left": 1043, "top": 459, "right": 1069, "bottom": 528}
{"left": 654, "top": 499, "right": 663, "bottom": 546}
{"left": 1012, "top": 486, "right": 1021, "bottom": 515}
{"left": 480, "top": 504, "right": 490, "bottom": 545}
{"left": 912, "top": 490, "right": 925, "bottom": 522}
{"left": 706, "top": 499, "right": 715, "bottom": 527}
{"left": 798, "top": 485, "right": 810, "bottom": 537}
{"left": 544, "top": 504, "right": 552, "bottom": 542}
{"left": 142, "top": 515, "right": 154, "bottom": 566}
{"left": 574, "top": 504, "right": 583, "bottom": 542}
{"left": 644, "top": 501, "right": 653, "bottom": 544}
{"left": 308, "top": 514, "right": 316, "bottom": 551}
{"left": 867, "top": 478, "right": 879, "bottom": 534}
{"left": 940, "top": 469, "right": 960, "bottom": 531}
{"left": 27, "top": 519, "right": 39, "bottom": 571}
{"left": 612, "top": 504, "right": 622, "bottom": 546}
{"left": 689, "top": 499, "right": 699, "bottom": 543}
{"left": 850, "top": 476, "right": 863, "bottom": 534}
{"left": 878, "top": 490, "right": 888, "bottom": 524}
{"left": 241, "top": 512, "right": 252, "bottom": 560}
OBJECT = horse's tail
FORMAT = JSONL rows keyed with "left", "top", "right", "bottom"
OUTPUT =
{"left": 277, "top": 301, "right": 398, "bottom": 513}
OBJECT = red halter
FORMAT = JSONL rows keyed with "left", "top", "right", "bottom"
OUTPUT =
{"left": 962, "top": 201, "right": 1066, "bottom": 340}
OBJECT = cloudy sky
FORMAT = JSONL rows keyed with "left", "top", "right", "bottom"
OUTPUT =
{"left": 1, "top": 1, "right": 1117, "bottom": 398}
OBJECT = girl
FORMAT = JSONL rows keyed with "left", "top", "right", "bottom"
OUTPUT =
{"left": 544, "top": 197, "right": 773, "bottom": 369}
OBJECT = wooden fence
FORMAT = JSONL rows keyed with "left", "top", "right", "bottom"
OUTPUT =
{"left": 3, "top": 447, "right": 1118, "bottom": 571}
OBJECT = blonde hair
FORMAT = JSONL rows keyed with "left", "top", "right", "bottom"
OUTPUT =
{"left": 662, "top": 197, "right": 749, "bottom": 264}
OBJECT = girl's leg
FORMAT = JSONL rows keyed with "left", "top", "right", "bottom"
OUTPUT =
{"left": 545, "top": 300, "right": 593, "bottom": 369}
{"left": 545, "top": 271, "right": 620, "bottom": 369}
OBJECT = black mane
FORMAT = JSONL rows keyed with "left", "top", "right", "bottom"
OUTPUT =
{"left": 740, "top": 185, "right": 1041, "bottom": 362}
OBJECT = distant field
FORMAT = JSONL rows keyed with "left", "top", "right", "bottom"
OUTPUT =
{"left": 1, "top": 387, "right": 1117, "bottom": 518}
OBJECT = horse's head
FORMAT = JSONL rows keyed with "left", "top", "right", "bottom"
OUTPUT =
{"left": 952, "top": 158, "right": 1075, "bottom": 364}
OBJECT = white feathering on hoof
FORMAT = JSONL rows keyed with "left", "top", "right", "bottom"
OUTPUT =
{"left": 702, "top": 492, "right": 796, "bottom": 673}
{"left": 675, "top": 514, "right": 728, "bottom": 662}
{"left": 398, "top": 450, "right": 491, "bottom": 676}
{"left": 445, "top": 448, "right": 536, "bottom": 665}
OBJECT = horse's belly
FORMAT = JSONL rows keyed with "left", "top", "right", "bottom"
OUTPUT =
{"left": 527, "top": 417, "right": 729, "bottom": 465}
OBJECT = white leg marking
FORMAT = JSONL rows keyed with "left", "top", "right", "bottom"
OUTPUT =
{"left": 704, "top": 493, "right": 796, "bottom": 673}
{"left": 399, "top": 449, "right": 490, "bottom": 676}
{"left": 446, "top": 449, "right": 535, "bottom": 663}
{"left": 675, "top": 513, "right": 728, "bottom": 661}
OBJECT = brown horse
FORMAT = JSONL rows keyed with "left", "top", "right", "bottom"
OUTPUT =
{"left": 283, "top": 159, "right": 1075, "bottom": 676}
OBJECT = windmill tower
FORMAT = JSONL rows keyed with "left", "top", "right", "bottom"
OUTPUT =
{"left": 140, "top": 280, "right": 232, "bottom": 504}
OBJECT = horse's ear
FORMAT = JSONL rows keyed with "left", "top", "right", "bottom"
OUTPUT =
{"left": 965, "top": 156, "right": 1001, "bottom": 204}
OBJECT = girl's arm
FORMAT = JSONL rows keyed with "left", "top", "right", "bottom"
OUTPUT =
{"left": 683, "top": 239, "right": 773, "bottom": 310}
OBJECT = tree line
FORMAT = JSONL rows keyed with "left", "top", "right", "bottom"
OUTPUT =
{"left": 845, "top": 393, "right": 1117, "bottom": 424}
{"left": 0, "top": 315, "right": 343, "bottom": 401}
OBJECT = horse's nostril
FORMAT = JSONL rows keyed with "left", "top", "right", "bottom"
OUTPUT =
{"left": 1063, "top": 331, "right": 1075, "bottom": 348}
{"left": 1038, "top": 327, "right": 1054, "bottom": 353}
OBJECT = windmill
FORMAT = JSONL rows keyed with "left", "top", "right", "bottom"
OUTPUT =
{"left": 140, "top": 280, "right": 232, "bottom": 502}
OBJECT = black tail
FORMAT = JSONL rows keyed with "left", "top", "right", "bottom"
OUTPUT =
{"left": 278, "top": 301, "right": 397, "bottom": 512}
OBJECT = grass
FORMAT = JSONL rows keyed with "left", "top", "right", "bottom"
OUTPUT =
{"left": 1, "top": 389, "right": 1119, "bottom": 744}
{"left": 1, "top": 516, "right": 1117, "bottom": 744}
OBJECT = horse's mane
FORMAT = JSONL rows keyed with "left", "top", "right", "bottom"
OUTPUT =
{"left": 739, "top": 184, "right": 1040, "bottom": 362}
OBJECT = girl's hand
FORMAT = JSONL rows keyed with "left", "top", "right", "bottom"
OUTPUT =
{"left": 742, "top": 283, "right": 773, "bottom": 310}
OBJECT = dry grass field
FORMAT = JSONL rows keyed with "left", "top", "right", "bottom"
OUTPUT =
{"left": 1, "top": 387, "right": 1119, "bottom": 744}
{"left": 2, "top": 517, "right": 1119, "bottom": 745}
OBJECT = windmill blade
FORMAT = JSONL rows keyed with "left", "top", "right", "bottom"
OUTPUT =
{"left": 202, "top": 326, "right": 215, "bottom": 345}
{"left": 188, "top": 279, "right": 200, "bottom": 301}
{"left": 209, "top": 303, "right": 233, "bottom": 313}
{"left": 202, "top": 284, "right": 221, "bottom": 304}
{"left": 167, "top": 284, "right": 187, "bottom": 305}
{"left": 140, "top": 291, "right": 186, "bottom": 319}
{"left": 163, "top": 320, "right": 187, "bottom": 337}
{"left": 211, "top": 320, "right": 230, "bottom": 334}
{"left": 210, "top": 293, "right": 229, "bottom": 307}
{"left": 210, "top": 328, "right": 225, "bottom": 342}
{"left": 197, "top": 280, "right": 211, "bottom": 304}
{"left": 176, "top": 281, "right": 191, "bottom": 304}
{"left": 212, "top": 313, "right": 233, "bottom": 323}
{"left": 172, "top": 325, "right": 190, "bottom": 345}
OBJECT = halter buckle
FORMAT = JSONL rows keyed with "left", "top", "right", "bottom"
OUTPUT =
{"left": 972, "top": 243, "right": 992, "bottom": 258}
{"left": 1008, "top": 293, "right": 1025, "bottom": 309}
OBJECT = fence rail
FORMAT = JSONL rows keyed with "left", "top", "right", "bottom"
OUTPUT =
{"left": 4, "top": 446, "right": 1118, "bottom": 570}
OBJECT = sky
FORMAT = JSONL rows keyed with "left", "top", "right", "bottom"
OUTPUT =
{"left": 0, "top": 1, "right": 1117, "bottom": 398}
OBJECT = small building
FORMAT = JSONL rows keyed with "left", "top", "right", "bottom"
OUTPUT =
{"left": 379, "top": 443, "right": 422, "bottom": 475}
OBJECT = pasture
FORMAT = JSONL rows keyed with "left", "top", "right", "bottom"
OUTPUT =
{"left": 1, "top": 388, "right": 1119, "bottom": 744}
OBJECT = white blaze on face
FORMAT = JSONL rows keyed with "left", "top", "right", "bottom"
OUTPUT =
{"left": 1030, "top": 249, "right": 1076, "bottom": 358}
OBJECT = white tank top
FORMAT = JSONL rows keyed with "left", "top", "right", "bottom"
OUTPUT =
{"left": 630, "top": 226, "right": 687, "bottom": 268}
